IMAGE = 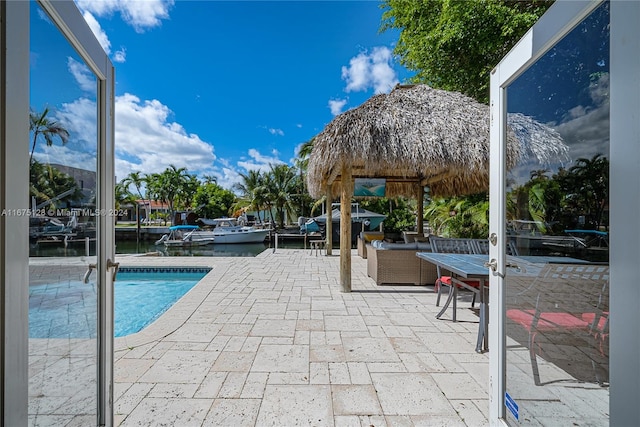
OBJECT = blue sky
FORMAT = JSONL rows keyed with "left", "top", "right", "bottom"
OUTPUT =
{"left": 31, "top": 0, "right": 413, "bottom": 190}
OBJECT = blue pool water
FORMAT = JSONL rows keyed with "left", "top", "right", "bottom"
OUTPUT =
{"left": 29, "top": 267, "right": 210, "bottom": 338}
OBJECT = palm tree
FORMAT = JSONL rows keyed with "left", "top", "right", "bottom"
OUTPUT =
{"left": 29, "top": 108, "right": 70, "bottom": 164}
{"left": 234, "top": 170, "right": 269, "bottom": 224}
{"left": 115, "top": 182, "right": 137, "bottom": 224}
{"left": 179, "top": 174, "right": 201, "bottom": 210}
{"left": 156, "top": 165, "right": 190, "bottom": 225}
{"left": 202, "top": 174, "right": 218, "bottom": 184}
{"left": 29, "top": 160, "right": 81, "bottom": 209}
{"left": 121, "top": 171, "right": 147, "bottom": 223}
{"left": 293, "top": 138, "right": 315, "bottom": 218}
{"left": 566, "top": 153, "right": 609, "bottom": 229}
{"left": 265, "top": 164, "right": 297, "bottom": 229}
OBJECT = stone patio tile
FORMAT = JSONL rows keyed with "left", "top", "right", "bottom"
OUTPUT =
{"left": 202, "top": 398, "right": 261, "bottom": 426}
{"left": 118, "top": 397, "right": 211, "bottom": 426}
{"left": 194, "top": 371, "right": 227, "bottom": 399}
{"left": 249, "top": 319, "right": 296, "bottom": 337}
{"left": 333, "top": 415, "right": 361, "bottom": 427}
{"left": 324, "top": 315, "right": 368, "bottom": 331}
{"left": 114, "top": 358, "right": 155, "bottom": 382}
{"left": 114, "top": 382, "right": 154, "bottom": 415}
{"left": 217, "top": 323, "right": 253, "bottom": 336}
{"left": 310, "top": 344, "right": 346, "bottom": 362}
{"left": 342, "top": 337, "right": 400, "bottom": 362}
{"left": 240, "top": 372, "right": 269, "bottom": 398}
{"left": 390, "top": 337, "right": 431, "bottom": 353}
{"left": 148, "top": 383, "right": 199, "bottom": 399}
{"left": 165, "top": 322, "right": 221, "bottom": 342}
{"left": 218, "top": 371, "right": 248, "bottom": 398}
{"left": 329, "top": 362, "right": 351, "bottom": 384}
{"left": 431, "top": 372, "right": 487, "bottom": 400}
{"left": 256, "top": 385, "right": 333, "bottom": 426}
{"left": 449, "top": 400, "right": 489, "bottom": 426}
{"left": 371, "top": 373, "right": 456, "bottom": 416}
{"left": 296, "top": 319, "right": 325, "bottom": 331}
{"left": 416, "top": 331, "right": 479, "bottom": 354}
{"left": 137, "top": 350, "right": 217, "bottom": 384}
{"left": 332, "top": 384, "right": 382, "bottom": 415}
{"left": 347, "top": 362, "right": 372, "bottom": 384}
{"left": 252, "top": 344, "right": 308, "bottom": 373}
{"left": 211, "top": 351, "right": 255, "bottom": 372}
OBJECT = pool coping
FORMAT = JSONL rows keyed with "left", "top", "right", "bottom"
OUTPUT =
{"left": 113, "top": 258, "right": 236, "bottom": 351}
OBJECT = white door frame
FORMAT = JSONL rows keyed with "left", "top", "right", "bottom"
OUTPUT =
{"left": 489, "top": 0, "right": 640, "bottom": 425}
{"left": 1, "top": 1, "right": 115, "bottom": 424}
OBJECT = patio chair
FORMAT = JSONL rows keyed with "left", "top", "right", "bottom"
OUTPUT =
{"left": 506, "top": 263, "right": 609, "bottom": 386}
{"left": 430, "top": 237, "right": 480, "bottom": 313}
{"left": 472, "top": 238, "right": 519, "bottom": 256}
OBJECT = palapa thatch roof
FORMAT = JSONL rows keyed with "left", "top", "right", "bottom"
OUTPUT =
{"left": 307, "top": 84, "right": 530, "bottom": 199}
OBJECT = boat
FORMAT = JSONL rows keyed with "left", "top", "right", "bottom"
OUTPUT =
{"left": 300, "top": 204, "right": 387, "bottom": 234}
{"left": 196, "top": 217, "right": 270, "bottom": 244}
{"left": 155, "top": 225, "right": 215, "bottom": 247}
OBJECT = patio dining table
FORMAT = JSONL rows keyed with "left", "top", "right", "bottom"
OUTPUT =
{"left": 417, "top": 253, "right": 491, "bottom": 352}
{"left": 416, "top": 252, "right": 594, "bottom": 353}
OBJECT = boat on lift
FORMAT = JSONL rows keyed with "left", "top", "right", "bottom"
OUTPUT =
{"left": 155, "top": 225, "right": 215, "bottom": 247}
{"left": 196, "top": 217, "right": 270, "bottom": 244}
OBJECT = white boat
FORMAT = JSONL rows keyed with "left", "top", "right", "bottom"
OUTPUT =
{"left": 155, "top": 225, "right": 215, "bottom": 247}
{"left": 197, "top": 217, "right": 269, "bottom": 244}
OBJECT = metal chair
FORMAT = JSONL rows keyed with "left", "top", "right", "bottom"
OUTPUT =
{"left": 506, "top": 263, "right": 609, "bottom": 386}
{"left": 429, "top": 237, "right": 480, "bottom": 316}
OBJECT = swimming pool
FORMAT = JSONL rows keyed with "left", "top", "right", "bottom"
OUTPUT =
{"left": 29, "top": 267, "right": 210, "bottom": 338}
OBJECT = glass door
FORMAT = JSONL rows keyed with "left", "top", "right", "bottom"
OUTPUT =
{"left": 490, "top": 1, "right": 610, "bottom": 425}
{"left": 28, "top": 1, "right": 114, "bottom": 425}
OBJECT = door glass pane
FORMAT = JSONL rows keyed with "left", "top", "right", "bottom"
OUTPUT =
{"left": 29, "top": 3, "right": 99, "bottom": 424}
{"left": 504, "top": 2, "right": 609, "bottom": 425}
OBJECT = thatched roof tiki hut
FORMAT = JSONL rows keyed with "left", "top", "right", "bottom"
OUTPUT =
{"left": 306, "top": 84, "right": 567, "bottom": 292}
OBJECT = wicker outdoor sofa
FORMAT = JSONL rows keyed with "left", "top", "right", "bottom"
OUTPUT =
{"left": 356, "top": 231, "right": 385, "bottom": 259}
{"left": 366, "top": 240, "right": 438, "bottom": 286}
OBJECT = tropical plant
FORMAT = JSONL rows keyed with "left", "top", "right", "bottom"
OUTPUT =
{"left": 121, "top": 171, "right": 148, "bottom": 224}
{"left": 29, "top": 160, "right": 82, "bottom": 209}
{"left": 380, "top": 0, "right": 552, "bottom": 104}
{"left": 179, "top": 174, "right": 201, "bottom": 210}
{"left": 292, "top": 138, "right": 316, "bottom": 218}
{"left": 424, "top": 194, "right": 489, "bottom": 238}
{"left": 234, "top": 170, "right": 271, "bottom": 224}
{"left": 359, "top": 197, "right": 415, "bottom": 234}
{"left": 558, "top": 154, "right": 609, "bottom": 230}
{"left": 29, "top": 108, "right": 70, "bottom": 164}
{"left": 193, "top": 182, "right": 237, "bottom": 220}
{"left": 264, "top": 164, "right": 298, "bottom": 229}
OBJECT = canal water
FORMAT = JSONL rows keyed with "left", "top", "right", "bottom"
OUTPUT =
{"left": 30, "top": 239, "right": 306, "bottom": 258}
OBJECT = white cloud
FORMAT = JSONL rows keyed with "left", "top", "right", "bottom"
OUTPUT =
{"left": 341, "top": 46, "right": 399, "bottom": 95}
{"left": 268, "top": 128, "right": 284, "bottom": 136}
{"left": 67, "top": 57, "right": 95, "bottom": 92}
{"left": 237, "top": 149, "right": 284, "bottom": 174}
{"left": 328, "top": 99, "right": 348, "bottom": 116}
{"left": 114, "top": 93, "right": 216, "bottom": 179}
{"left": 296, "top": 124, "right": 303, "bottom": 128}
{"left": 76, "top": 0, "right": 174, "bottom": 33}
{"left": 113, "top": 47, "right": 127, "bottom": 63}
{"left": 82, "top": 11, "right": 111, "bottom": 54}
{"left": 33, "top": 94, "right": 216, "bottom": 182}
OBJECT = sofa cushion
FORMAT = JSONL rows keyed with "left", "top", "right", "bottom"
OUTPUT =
{"left": 378, "top": 241, "right": 418, "bottom": 250}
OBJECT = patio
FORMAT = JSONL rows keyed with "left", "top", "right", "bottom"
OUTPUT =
{"left": 112, "top": 249, "right": 490, "bottom": 426}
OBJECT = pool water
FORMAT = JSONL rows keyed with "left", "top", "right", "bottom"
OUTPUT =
{"left": 29, "top": 268, "right": 210, "bottom": 338}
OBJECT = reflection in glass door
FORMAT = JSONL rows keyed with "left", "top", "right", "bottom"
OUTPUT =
{"left": 501, "top": 3, "right": 610, "bottom": 425}
{"left": 29, "top": 3, "right": 100, "bottom": 424}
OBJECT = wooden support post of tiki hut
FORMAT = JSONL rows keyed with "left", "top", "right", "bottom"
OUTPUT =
{"left": 417, "top": 185, "right": 424, "bottom": 236}
{"left": 340, "top": 165, "right": 352, "bottom": 292}
{"left": 325, "top": 185, "right": 332, "bottom": 256}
